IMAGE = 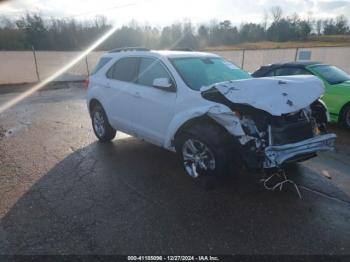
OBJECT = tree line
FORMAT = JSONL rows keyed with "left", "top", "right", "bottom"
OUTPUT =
{"left": 0, "top": 6, "right": 349, "bottom": 51}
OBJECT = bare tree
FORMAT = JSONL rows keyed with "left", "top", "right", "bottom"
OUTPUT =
{"left": 270, "top": 6, "right": 282, "bottom": 22}
{"left": 262, "top": 10, "right": 269, "bottom": 31}
{"left": 94, "top": 15, "right": 108, "bottom": 29}
{"left": 0, "top": 9, "right": 349, "bottom": 51}
{"left": 316, "top": 19, "right": 322, "bottom": 35}
{"left": 335, "top": 15, "right": 348, "bottom": 34}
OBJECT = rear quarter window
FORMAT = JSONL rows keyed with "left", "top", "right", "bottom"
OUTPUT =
{"left": 91, "top": 57, "right": 112, "bottom": 75}
{"left": 106, "top": 57, "right": 140, "bottom": 82}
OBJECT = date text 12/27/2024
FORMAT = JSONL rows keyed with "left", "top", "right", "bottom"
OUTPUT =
{"left": 127, "top": 256, "right": 220, "bottom": 261}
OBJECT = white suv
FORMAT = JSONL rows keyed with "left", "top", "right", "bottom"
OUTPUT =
{"left": 86, "top": 48, "right": 336, "bottom": 183}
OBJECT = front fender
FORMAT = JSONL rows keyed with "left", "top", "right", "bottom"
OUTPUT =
{"left": 163, "top": 106, "right": 213, "bottom": 149}
{"left": 315, "top": 98, "right": 331, "bottom": 122}
{"left": 163, "top": 103, "right": 244, "bottom": 149}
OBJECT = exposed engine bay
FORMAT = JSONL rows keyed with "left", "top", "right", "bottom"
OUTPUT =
{"left": 201, "top": 76, "right": 337, "bottom": 171}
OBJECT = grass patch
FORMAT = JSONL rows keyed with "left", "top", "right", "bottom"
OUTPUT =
{"left": 203, "top": 38, "right": 350, "bottom": 51}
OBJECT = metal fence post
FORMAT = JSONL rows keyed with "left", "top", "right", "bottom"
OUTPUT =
{"left": 294, "top": 47, "right": 299, "bottom": 62}
{"left": 85, "top": 55, "right": 90, "bottom": 76}
{"left": 31, "top": 45, "right": 40, "bottom": 82}
{"left": 241, "top": 49, "right": 245, "bottom": 69}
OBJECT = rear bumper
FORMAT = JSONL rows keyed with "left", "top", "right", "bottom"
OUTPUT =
{"left": 263, "top": 133, "right": 337, "bottom": 168}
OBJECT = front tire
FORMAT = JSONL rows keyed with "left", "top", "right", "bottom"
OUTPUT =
{"left": 341, "top": 105, "right": 350, "bottom": 129}
{"left": 175, "top": 123, "right": 233, "bottom": 189}
{"left": 91, "top": 104, "right": 116, "bottom": 142}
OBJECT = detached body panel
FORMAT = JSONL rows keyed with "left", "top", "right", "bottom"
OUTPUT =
{"left": 264, "top": 133, "right": 336, "bottom": 168}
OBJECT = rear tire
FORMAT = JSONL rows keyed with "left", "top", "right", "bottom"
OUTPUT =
{"left": 341, "top": 105, "right": 350, "bottom": 129}
{"left": 91, "top": 104, "right": 116, "bottom": 142}
{"left": 175, "top": 123, "right": 233, "bottom": 189}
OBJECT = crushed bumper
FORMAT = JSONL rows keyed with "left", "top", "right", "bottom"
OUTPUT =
{"left": 264, "top": 133, "right": 337, "bottom": 168}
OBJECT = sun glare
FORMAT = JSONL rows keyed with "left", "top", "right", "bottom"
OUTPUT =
{"left": 0, "top": 23, "right": 121, "bottom": 114}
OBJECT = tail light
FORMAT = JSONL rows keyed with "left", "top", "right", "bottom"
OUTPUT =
{"left": 83, "top": 78, "right": 90, "bottom": 89}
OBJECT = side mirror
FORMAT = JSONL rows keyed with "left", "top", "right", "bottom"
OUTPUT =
{"left": 152, "top": 78, "right": 175, "bottom": 92}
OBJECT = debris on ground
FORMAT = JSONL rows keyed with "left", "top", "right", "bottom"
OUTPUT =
{"left": 321, "top": 170, "right": 332, "bottom": 179}
{"left": 260, "top": 170, "right": 303, "bottom": 199}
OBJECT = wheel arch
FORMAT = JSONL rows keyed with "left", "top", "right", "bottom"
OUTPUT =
{"left": 311, "top": 99, "right": 330, "bottom": 123}
{"left": 164, "top": 105, "right": 239, "bottom": 150}
{"left": 339, "top": 101, "right": 350, "bottom": 123}
{"left": 174, "top": 115, "right": 222, "bottom": 139}
{"left": 88, "top": 98, "right": 102, "bottom": 116}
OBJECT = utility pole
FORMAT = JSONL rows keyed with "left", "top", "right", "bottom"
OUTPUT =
{"left": 241, "top": 49, "right": 245, "bottom": 69}
{"left": 85, "top": 56, "right": 90, "bottom": 76}
{"left": 294, "top": 47, "right": 299, "bottom": 62}
{"left": 32, "top": 46, "right": 40, "bottom": 82}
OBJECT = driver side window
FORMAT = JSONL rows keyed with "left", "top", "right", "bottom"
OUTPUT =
{"left": 137, "top": 58, "right": 173, "bottom": 87}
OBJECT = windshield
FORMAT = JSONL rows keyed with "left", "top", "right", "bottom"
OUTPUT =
{"left": 311, "top": 65, "right": 350, "bottom": 85}
{"left": 170, "top": 57, "right": 251, "bottom": 90}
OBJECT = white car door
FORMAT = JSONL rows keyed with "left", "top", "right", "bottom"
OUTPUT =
{"left": 103, "top": 57, "right": 141, "bottom": 134}
{"left": 128, "top": 57, "right": 177, "bottom": 146}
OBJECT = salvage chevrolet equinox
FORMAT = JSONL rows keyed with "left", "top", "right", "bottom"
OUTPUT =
{"left": 86, "top": 48, "right": 336, "bottom": 184}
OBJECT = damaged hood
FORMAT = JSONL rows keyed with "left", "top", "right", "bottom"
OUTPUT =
{"left": 202, "top": 75, "right": 325, "bottom": 116}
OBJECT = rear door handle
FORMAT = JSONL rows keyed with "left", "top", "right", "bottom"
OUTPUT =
{"left": 104, "top": 82, "right": 111, "bottom": 88}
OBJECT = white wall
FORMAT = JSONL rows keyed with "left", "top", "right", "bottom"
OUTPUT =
{"left": 214, "top": 47, "right": 350, "bottom": 73}
{"left": 0, "top": 47, "right": 349, "bottom": 85}
{"left": 0, "top": 52, "right": 38, "bottom": 84}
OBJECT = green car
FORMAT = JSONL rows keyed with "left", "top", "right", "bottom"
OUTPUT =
{"left": 252, "top": 62, "right": 350, "bottom": 128}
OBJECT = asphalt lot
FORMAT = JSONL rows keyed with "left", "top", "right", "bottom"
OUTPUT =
{"left": 0, "top": 84, "right": 350, "bottom": 255}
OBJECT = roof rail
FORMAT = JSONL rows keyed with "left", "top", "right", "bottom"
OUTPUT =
{"left": 108, "top": 47, "right": 150, "bottom": 53}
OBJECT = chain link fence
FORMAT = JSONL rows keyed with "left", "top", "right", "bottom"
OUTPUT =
{"left": 0, "top": 46, "right": 349, "bottom": 85}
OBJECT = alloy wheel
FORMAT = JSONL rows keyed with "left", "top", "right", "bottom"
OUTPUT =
{"left": 182, "top": 138, "right": 216, "bottom": 178}
{"left": 93, "top": 111, "right": 105, "bottom": 137}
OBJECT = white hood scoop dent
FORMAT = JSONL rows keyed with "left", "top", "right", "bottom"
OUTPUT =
{"left": 203, "top": 76, "right": 325, "bottom": 116}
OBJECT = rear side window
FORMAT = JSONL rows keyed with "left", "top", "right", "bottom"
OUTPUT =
{"left": 91, "top": 57, "right": 112, "bottom": 75}
{"left": 275, "top": 67, "right": 311, "bottom": 76}
{"left": 137, "top": 58, "right": 172, "bottom": 87}
{"left": 107, "top": 57, "right": 139, "bottom": 82}
{"left": 265, "top": 70, "right": 275, "bottom": 76}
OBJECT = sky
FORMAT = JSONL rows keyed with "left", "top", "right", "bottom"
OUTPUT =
{"left": 1, "top": 0, "right": 350, "bottom": 26}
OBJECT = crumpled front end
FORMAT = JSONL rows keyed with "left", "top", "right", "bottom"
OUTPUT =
{"left": 201, "top": 76, "right": 337, "bottom": 170}
{"left": 264, "top": 133, "right": 336, "bottom": 168}
{"left": 235, "top": 107, "right": 337, "bottom": 169}
{"left": 216, "top": 106, "right": 336, "bottom": 170}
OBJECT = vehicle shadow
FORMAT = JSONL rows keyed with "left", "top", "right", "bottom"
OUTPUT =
{"left": 1, "top": 137, "right": 350, "bottom": 254}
